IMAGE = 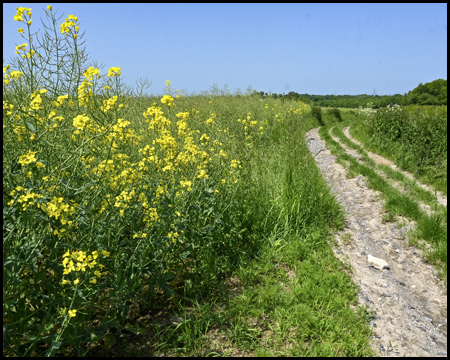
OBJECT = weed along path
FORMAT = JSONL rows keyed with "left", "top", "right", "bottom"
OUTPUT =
{"left": 305, "top": 127, "right": 447, "bottom": 357}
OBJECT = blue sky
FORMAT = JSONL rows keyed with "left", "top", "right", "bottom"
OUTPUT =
{"left": 3, "top": 3, "right": 447, "bottom": 96}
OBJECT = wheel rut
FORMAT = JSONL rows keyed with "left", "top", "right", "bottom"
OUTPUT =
{"left": 305, "top": 127, "right": 447, "bottom": 357}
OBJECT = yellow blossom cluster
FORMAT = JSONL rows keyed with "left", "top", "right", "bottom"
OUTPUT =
{"left": 12, "top": 124, "right": 27, "bottom": 141}
{"left": 60, "top": 14, "right": 79, "bottom": 38}
{"left": 114, "top": 188, "right": 136, "bottom": 216}
{"left": 38, "top": 196, "right": 76, "bottom": 228}
{"left": 205, "top": 112, "right": 217, "bottom": 125}
{"left": 14, "top": 7, "right": 32, "bottom": 22}
{"left": 8, "top": 186, "right": 44, "bottom": 211}
{"left": 107, "top": 67, "right": 121, "bottom": 77}
{"left": 73, "top": 114, "right": 90, "bottom": 131}
{"left": 3, "top": 65, "right": 20, "bottom": 86}
{"left": 52, "top": 94, "right": 69, "bottom": 107}
{"left": 100, "top": 95, "right": 118, "bottom": 112}
{"left": 82, "top": 66, "right": 101, "bottom": 81}
{"left": 29, "top": 89, "right": 47, "bottom": 110}
{"left": 14, "top": 43, "right": 29, "bottom": 58}
{"left": 61, "top": 250, "right": 110, "bottom": 306}
{"left": 59, "top": 249, "right": 110, "bottom": 313}
{"left": 18, "top": 150, "right": 38, "bottom": 165}
{"left": 61, "top": 249, "right": 109, "bottom": 275}
{"left": 161, "top": 94, "right": 174, "bottom": 106}
{"left": 3, "top": 100, "right": 15, "bottom": 118}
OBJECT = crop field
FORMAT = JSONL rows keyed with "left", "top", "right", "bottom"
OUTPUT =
{"left": 3, "top": 6, "right": 446, "bottom": 357}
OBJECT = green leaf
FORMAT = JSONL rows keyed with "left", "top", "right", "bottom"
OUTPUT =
{"left": 77, "top": 289, "right": 87, "bottom": 301}
{"left": 9, "top": 160, "right": 21, "bottom": 175}
{"left": 90, "top": 333, "right": 103, "bottom": 342}
{"left": 24, "top": 120, "right": 37, "bottom": 133}
{"left": 104, "top": 333, "right": 116, "bottom": 348}
{"left": 4, "top": 255, "right": 20, "bottom": 272}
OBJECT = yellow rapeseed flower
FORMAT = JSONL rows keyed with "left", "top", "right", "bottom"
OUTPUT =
{"left": 68, "top": 309, "right": 77, "bottom": 317}
{"left": 60, "top": 15, "right": 79, "bottom": 35}
{"left": 107, "top": 67, "right": 121, "bottom": 77}
{"left": 101, "top": 250, "right": 110, "bottom": 257}
{"left": 14, "top": 7, "right": 31, "bottom": 22}
{"left": 73, "top": 114, "right": 90, "bottom": 130}
{"left": 230, "top": 159, "right": 241, "bottom": 169}
{"left": 18, "top": 150, "right": 38, "bottom": 166}
{"left": 197, "top": 169, "right": 208, "bottom": 179}
{"left": 161, "top": 94, "right": 174, "bottom": 106}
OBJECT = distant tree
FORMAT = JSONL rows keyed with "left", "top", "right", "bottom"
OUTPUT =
{"left": 255, "top": 79, "right": 446, "bottom": 107}
{"left": 407, "top": 79, "right": 447, "bottom": 105}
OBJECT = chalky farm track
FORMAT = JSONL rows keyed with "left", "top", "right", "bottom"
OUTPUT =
{"left": 305, "top": 127, "right": 447, "bottom": 357}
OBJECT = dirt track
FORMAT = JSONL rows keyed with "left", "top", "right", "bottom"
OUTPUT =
{"left": 305, "top": 127, "right": 447, "bottom": 357}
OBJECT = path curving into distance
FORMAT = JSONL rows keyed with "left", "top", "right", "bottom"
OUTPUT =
{"left": 305, "top": 127, "right": 447, "bottom": 357}
{"left": 342, "top": 126, "right": 446, "bottom": 207}
{"left": 327, "top": 126, "right": 445, "bottom": 218}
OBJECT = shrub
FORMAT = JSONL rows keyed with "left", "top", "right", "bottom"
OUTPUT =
{"left": 364, "top": 104, "right": 447, "bottom": 190}
{"left": 327, "top": 108, "right": 342, "bottom": 122}
{"left": 311, "top": 106, "right": 324, "bottom": 126}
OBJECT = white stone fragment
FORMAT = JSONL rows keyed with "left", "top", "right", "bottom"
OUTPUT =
{"left": 368, "top": 254, "right": 390, "bottom": 270}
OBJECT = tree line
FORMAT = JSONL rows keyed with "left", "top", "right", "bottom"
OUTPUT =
{"left": 256, "top": 79, "right": 447, "bottom": 108}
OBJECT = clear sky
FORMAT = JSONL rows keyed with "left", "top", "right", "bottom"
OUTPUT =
{"left": 3, "top": 3, "right": 447, "bottom": 96}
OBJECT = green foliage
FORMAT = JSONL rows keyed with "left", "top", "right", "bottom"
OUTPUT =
{"left": 257, "top": 79, "right": 447, "bottom": 108}
{"left": 365, "top": 105, "right": 447, "bottom": 192}
{"left": 326, "top": 108, "right": 342, "bottom": 122}
{"left": 311, "top": 106, "right": 324, "bottom": 126}
{"left": 407, "top": 79, "right": 447, "bottom": 105}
